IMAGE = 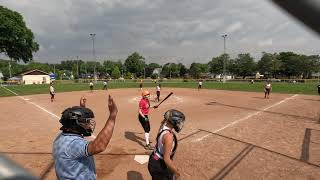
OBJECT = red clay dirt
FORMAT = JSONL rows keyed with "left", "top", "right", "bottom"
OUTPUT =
{"left": 0, "top": 87, "right": 319, "bottom": 179}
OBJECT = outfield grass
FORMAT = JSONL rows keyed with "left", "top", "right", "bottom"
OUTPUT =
{"left": 0, "top": 81, "right": 319, "bottom": 97}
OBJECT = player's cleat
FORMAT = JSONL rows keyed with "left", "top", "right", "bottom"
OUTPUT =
{"left": 145, "top": 144, "right": 153, "bottom": 150}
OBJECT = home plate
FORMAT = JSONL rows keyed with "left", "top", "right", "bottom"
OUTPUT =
{"left": 24, "top": 98, "right": 30, "bottom": 101}
{"left": 134, "top": 155, "right": 149, "bottom": 164}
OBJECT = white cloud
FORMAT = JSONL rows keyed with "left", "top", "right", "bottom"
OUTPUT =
{"left": 180, "top": 40, "right": 193, "bottom": 46}
{"left": 226, "top": 22, "right": 243, "bottom": 33}
{"left": 0, "top": 0, "right": 319, "bottom": 63}
{"left": 195, "top": 19, "right": 223, "bottom": 33}
{"left": 258, "top": 39, "right": 273, "bottom": 47}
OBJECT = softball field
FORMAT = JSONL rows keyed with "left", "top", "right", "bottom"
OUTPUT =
{"left": 0, "top": 87, "right": 319, "bottom": 179}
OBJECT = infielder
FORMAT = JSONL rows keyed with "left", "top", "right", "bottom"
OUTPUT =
{"left": 139, "top": 79, "right": 143, "bottom": 90}
{"left": 264, "top": 81, "right": 272, "bottom": 99}
{"left": 50, "top": 82, "right": 55, "bottom": 102}
{"left": 89, "top": 81, "right": 94, "bottom": 92}
{"left": 103, "top": 80, "right": 108, "bottom": 90}
{"left": 198, "top": 80, "right": 203, "bottom": 90}
{"left": 155, "top": 84, "right": 161, "bottom": 102}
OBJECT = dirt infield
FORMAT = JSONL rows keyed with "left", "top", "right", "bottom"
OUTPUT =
{"left": 0, "top": 87, "right": 319, "bottom": 179}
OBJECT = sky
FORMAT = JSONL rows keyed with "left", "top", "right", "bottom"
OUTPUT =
{"left": 0, "top": 0, "right": 319, "bottom": 66}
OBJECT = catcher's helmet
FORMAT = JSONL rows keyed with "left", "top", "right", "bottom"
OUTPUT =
{"left": 164, "top": 109, "right": 186, "bottom": 133}
{"left": 60, "top": 106, "right": 96, "bottom": 136}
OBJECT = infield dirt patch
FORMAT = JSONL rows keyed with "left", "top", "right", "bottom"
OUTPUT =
{"left": 0, "top": 88, "right": 319, "bottom": 179}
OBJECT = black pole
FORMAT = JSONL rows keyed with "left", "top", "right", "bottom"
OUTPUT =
{"left": 271, "top": 0, "right": 320, "bottom": 35}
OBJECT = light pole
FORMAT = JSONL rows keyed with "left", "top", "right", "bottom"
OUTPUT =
{"left": 90, "top": 33, "right": 96, "bottom": 81}
{"left": 272, "top": 59, "right": 275, "bottom": 78}
{"left": 8, "top": 60, "right": 12, "bottom": 78}
{"left": 76, "top": 56, "right": 79, "bottom": 78}
{"left": 222, "top": 34, "right": 227, "bottom": 83}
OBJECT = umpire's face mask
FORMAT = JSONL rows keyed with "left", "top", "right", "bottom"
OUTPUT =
{"left": 76, "top": 118, "right": 96, "bottom": 136}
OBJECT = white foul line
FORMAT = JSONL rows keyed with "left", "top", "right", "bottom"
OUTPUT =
{"left": 1, "top": 85, "right": 96, "bottom": 138}
{"left": 194, "top": 94, "right": 298, "bottom": 142}
{"left": 2, "top": 86, "right": 19, "bottom": 96}
{"left": 2, "top": 85, "right": 60, "bottom": 118}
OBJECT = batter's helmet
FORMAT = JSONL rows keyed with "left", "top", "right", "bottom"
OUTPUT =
{"left": 60, "top": 106, "right": 96, "bottom": 136}
{"left": 142, "top": 90, "right": 150, "bottom": 97}
{"left": 164, "top": 109, "right": 186, "bottom": 133}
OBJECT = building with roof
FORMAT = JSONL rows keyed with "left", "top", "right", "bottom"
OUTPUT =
{"left": 21, "top": 69, "right": 50, "bottom": 85}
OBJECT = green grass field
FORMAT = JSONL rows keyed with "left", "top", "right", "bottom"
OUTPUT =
{"left": 0, "top": 81, "right": 319, "bottom": 97}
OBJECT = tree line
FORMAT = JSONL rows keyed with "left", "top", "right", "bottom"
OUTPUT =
{"left": 0, "top": 51, "right": 319, "bottom": 81}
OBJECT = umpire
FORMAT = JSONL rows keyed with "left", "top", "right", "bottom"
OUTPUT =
{"left": 318, "top": 84, "right": 320, "bottom": 95}
{"left": 53, "top": 95, "right": 118, "bottom": 180}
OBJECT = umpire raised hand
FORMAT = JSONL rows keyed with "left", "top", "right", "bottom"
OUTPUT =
{"left": 53, "top": 95, "right": 118, "bottom": 180}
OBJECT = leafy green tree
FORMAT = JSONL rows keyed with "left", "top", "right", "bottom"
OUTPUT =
{"left": 145, "top": 63, "right": 161, "bottom": 77}
{"left": 299, "top": 55, "right": 320, "bottom": 78}
{"left": 0, "top": 59, "right": 26, "bottom": 78}
{"left": 125, "top": 72, "right": 132, "bottom": 79}
{"left": 307, "top": 55, "right": 320, "bottom": 77}
{"left": 0, "top": 6, "right": 39, "bottom": 63}
{"left": 103, "top": 60, "right": 116, "bottom": 75}
{"left": 111, "top": 66, "right": 121, "bottom": 79}
{"left": 85, "top": 61, "right": 101, "bottom": 74}
{"left": 102, "top": 60, "right": 124, "bottom": 77}
{"left": 209, "top": 54, "right": 230, "bottom": 75}
{"left": 161, "top": 63, "right": 180, "bottom": 78}
{"left": 199, "top": 63, "right": 209, "bottom": 74}
{"left": 277, "top": 52, "right": 303, "bottom": 78}
{"left": 59, "top": 60, "right": 74, "bottom": 71}
{"left": 227, "top": 59, "right": 237, "bottom": 76}
{"left": 257, "top": 52, "right": 281, "bottom": 78}
{"left": 189, "top": 63, "right": 202, "bottom": 78}
{"left": 257, "top": 52, "right": 273, "bottom": 76}
{"left": 161, "top": 63, "right": 171, "bottom": 78}
{"left": 234, "top": 53, "right": 256, "bottom": 79}
{"left": 124, "top": 52, "right": 145, "bottom": 77}
{"left": 178, "top": 63, "right": 188, "bottom": 77}
{"left": 26, "top": 61, "right": 51, "bottom": 73}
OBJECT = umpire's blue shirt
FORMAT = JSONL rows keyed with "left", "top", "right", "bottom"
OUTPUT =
{"left": 53, "top": 133, "right": 96, "bottom": 180}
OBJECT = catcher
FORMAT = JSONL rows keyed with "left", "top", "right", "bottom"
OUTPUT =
{"left": 148, "top": 109, "right": 186, "bottom": 180}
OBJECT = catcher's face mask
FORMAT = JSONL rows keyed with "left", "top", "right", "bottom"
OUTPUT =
{"left": 174, "top": 121, "right": 184, "bottom": 133}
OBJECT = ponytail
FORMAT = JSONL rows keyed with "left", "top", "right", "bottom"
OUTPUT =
{"left": 158, "top": 119, "right": 167, "bottom": 132}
